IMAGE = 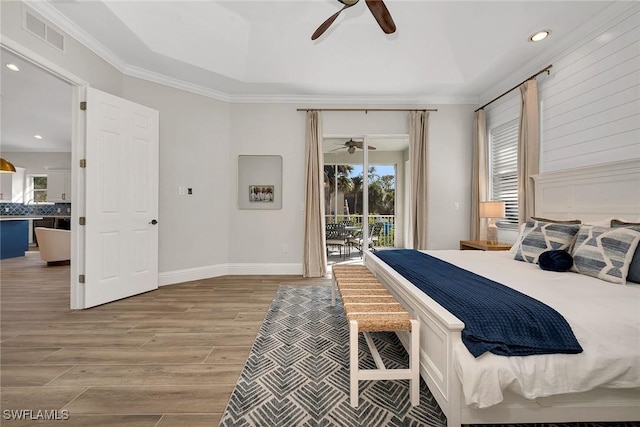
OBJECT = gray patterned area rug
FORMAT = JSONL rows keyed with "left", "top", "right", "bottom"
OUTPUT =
{"left": 219, "top": 285, "right": 445, "bottom": 427}
{"left": 218, "top": 285, "right": 634, "bottom": 427}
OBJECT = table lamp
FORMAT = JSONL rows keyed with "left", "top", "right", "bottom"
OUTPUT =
{"left": 479, "top": 201, "right": 505, "bottom": 245}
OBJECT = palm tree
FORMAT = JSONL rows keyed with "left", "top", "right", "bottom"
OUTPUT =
{"left": 324, "top": 164, "right": 353, "bottom": 216}
{"left": 350, "top": 175, "right": 363, "bottom": 215}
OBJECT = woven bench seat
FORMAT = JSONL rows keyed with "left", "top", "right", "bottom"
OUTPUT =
{"left": 337, "top": 282, "right": 387, "bottom": 290}
{"left": 343, "top": 302, "right": 405, "bottom": 312}
{"left": 345, "top": 312, "right": 413, "bottom": 332}
{"left": 332, "top": 265, "right": 370, "bottom": 272}
{"left": 334, "top": 275, "right": 378, "bottom": 281}
{"left": 339, "top": 288, "right": 391, "bottom": 297}
{"left": 330, "top": 264, "right": 420, "bottom": 408}
{"left": 341, "top": 295, "right": 397, "bottom": 304}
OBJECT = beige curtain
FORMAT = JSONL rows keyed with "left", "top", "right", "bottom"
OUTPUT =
{"left": 471, "top": 109, "right": 488, "bottom": 240}
{"left": 409, "top": 111, "right": 429, "bottom": 250}
{"left": 303, "top": 111, "right": 327, "bottom": 277}
{"left": 518, "top": 80, "right": 540, "bottom": 224}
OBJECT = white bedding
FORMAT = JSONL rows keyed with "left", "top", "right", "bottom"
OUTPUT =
{"left": 422, "top": 250, "right": 640, "bottom": 409}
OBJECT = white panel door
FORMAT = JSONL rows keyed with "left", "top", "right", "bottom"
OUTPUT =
{"left": 84, "top": 87, "right": 159, "bottom": 308}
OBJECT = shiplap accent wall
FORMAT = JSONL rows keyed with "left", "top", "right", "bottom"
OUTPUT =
{"left": 485, "top": 4, "right": 640, "bottom": 173}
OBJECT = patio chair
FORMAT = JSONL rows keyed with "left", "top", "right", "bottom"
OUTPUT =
{"left": 351, "top": 222, "right": 383, "bottom": 256}
{"left": 326, "top": 223, "right": 350, "bottom": 259}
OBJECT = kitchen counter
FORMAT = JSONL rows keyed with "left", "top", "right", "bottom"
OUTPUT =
{"left": 1, "top": 215, "right": 70, "bottom": 220}
{"left": 1, "top": 216, "right": 44, "bottom": 221}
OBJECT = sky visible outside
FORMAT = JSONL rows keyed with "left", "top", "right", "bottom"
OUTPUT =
{"left": 350, "top": 164, "right": 395, "bottom": 184}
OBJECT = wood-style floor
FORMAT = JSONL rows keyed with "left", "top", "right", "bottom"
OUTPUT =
{"left": 0, "top": 256, "right": 330, "bottom": 426}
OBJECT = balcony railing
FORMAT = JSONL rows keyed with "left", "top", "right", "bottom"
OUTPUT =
{"left": 325, "top": 214, "right": 395, "bottom": 247}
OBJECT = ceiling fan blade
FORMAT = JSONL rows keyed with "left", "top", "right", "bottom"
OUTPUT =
{"left": 368, "top": 145, "right": 377, "bottom": 150}
{"left": 312, "top": 4, "right": 350, "bottom": 40}
{"left": 365, "top": 0, "right": 396, "bottom": 34}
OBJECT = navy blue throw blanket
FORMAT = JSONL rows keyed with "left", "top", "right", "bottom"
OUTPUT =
{"left": 375, "top": 250, "right": 582, "bottom": 357}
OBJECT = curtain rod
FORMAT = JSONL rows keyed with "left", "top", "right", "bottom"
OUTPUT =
{"left": 296, "top": 108, "right": 437, "bottom": 112}
{"left": 475, "top": 64, "right": 552, "bottom": 112}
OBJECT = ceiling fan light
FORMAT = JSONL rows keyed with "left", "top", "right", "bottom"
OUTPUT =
{"left": 348, "top": 146, "right": 356, "bottom": 154}
{"left": 0, "top": 158, "right": 17, "bottom": 173}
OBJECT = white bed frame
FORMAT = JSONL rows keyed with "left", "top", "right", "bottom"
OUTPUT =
{"left": 365, "top": 159, "right": 640, "bottom": 426}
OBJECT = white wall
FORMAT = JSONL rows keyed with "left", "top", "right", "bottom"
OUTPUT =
{"left": 539, "top": 4, "right": 640, "bottom": 172}
{"left": 426, "top": 105, "right": 475, "bottom": 249}
{"left": 228, "top": 104, "right": 306, "bottom": 271}
{"left": 123, "top": 76, "right": 232, "bottom": 275}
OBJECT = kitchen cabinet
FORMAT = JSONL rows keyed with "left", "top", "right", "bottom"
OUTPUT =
{"left": 0, "top": 167, "right": 25, "bottom": 202}
{"left": 0, "top": 218, "right": 29, "bottom": 259}
{"left": 47, "top": 170, "right": 71, "bottom": 202}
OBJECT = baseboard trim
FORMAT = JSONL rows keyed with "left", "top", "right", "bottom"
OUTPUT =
{"left": 159, "top": 263, "right": 304, "bottom": 286}
{"left": 227, "top": 263, "right": 303, "bottom": 276}
{"left": 158, "top": 264, "right": 228, "bottom": 286}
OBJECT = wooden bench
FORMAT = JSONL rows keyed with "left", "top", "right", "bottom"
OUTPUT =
{"left": 331, "top": 264, "right": 420, "bottom": 407}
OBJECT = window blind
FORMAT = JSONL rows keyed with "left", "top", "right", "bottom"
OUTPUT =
{"left": 489, "top": 119, "right": 519, "bottom": 228}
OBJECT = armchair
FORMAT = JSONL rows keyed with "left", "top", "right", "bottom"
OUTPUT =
{"left": 34, "top": 227, "right": 71, "bottom": 265}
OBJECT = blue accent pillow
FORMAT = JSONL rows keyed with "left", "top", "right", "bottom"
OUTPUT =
{"left": 538, "top": 250, "right": 574, "bottom": 272}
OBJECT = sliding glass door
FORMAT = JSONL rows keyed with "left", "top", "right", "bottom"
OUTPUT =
{"left": 323, "top": 136, "right": 407, "bottom": 261}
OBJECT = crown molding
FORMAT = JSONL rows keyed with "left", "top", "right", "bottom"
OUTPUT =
{"left": 230, "top": 94, "right": 478, "bottom": 105}
{"left": 123, "top": 64, "right": 233, "bottom": 102}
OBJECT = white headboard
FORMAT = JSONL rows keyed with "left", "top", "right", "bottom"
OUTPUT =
{"left": 532, "top": 159, "right": 640, "bottom": 224}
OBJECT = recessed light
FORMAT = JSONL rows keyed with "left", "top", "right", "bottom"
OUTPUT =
{"left": 34, "top": 135, "right": 43, "bottom": 140}
{"left": 529, "top": 30, "right": 550, "bottom": 42}
{"left": 6, "top": 63, "right": 20, "bottom": 72}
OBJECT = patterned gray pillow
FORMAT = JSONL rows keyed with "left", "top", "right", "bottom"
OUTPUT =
{"left": 513, "top": 220, "right": 581, "bottom": 264}
{"left": 571, "top": 225, "right": 640, "bottom": 285}
{"left": 610, "top": 220, "right": 640, "bottom": 283}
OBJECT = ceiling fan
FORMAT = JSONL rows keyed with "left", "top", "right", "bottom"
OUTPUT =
{"left": 331, "top": 139, "right": 377, "bottom": 154}
{"left": 312, "top": 0, "right": 396, "bottom": 41}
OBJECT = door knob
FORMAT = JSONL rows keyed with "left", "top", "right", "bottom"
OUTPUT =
{"left": 149, "top": 219, "right": 158, "bottom": 225}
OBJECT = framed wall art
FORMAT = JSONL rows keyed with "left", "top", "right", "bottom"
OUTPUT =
{"left": 237, "top": 155, "right": 282, "bottom": 210}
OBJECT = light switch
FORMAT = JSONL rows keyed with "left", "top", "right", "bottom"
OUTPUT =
{"left": 178, "top": 186, "right": 186, "bottom": 196}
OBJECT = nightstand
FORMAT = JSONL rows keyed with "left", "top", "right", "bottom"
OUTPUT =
{"left": 459, "top": 240, "right": 511, "bottom": 251}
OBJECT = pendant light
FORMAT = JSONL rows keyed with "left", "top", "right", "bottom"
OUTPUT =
{"left": 0, "top": 158, "right": 16, "bottom": 173}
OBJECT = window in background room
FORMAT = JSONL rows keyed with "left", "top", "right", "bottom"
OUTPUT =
{"left": 489, "top": 119, "right": 519, "bottom": 228}
{"left": 26, "top": 174, "right": 48, "bottom": 202}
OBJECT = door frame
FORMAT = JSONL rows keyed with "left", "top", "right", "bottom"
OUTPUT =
{"left": 1, "top": 36, "right": 88, "bottom": 309}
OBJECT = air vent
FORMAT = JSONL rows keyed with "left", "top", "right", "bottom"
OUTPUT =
{"left": 23, "top": 9, "right": 65, "bottom": 52}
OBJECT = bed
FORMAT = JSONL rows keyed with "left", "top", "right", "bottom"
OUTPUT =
{"left": 364, "top": 159, "right": 640, "bottom": 426}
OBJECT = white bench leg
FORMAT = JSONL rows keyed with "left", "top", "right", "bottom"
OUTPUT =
{"left": 331, "top": 276, "right": 336, "bottom": 306}
{"left": 410, "top": 319, "right": 420, "bottom": 406}
{"left": 349, "top": 320, "right": 359, "bottom": 407}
